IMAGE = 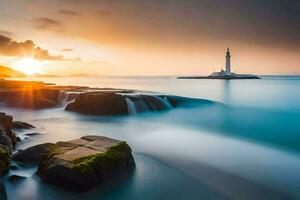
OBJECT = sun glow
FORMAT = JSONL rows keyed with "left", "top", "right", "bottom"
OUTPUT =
{"left": 13, "top": 57, "right": 44, "bottom": 75}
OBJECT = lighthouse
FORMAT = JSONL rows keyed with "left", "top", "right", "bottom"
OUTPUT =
{"left": 177, "top": 46, "right": 260, "bottom": 79}
{"left": 225, "top": 48, "right": 231, "bottom": 75}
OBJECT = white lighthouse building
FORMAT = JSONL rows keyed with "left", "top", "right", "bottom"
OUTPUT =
{"left": 177, "top": 47, "right": 259, "bottom": 79}
{"left": 209, "top": 48, "right": 233, "bottom": 77}
{"left": 225, "top": 48, "right": 231, "bottom": 75}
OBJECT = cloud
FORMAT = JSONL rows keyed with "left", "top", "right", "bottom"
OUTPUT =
{"left": 34, "top": 17, "right": 62, "bottom": 30}
{"left": 98, "top": 10, "right": 111, "bottom": 16}
{"left": 62, "top": 48, "right": 73, "bottom": 52}
{"left": 58, "top": 10, "right": 78, "bottom": 16}
{"left": 50, "top": 0, "right": 300, "bottom": 52}
{"left": 0, "top": 30, "right": 14, "bottom": 37}
{"left": 0, "top": 34, "right": 64, "bottom": 60}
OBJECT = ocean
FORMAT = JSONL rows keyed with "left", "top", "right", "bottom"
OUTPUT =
{"left": 1, "top": 76, "right": 300, "bottom": 200}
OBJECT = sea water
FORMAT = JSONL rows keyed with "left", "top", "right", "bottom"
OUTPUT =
{"left": 2, "top": 76, "right": 300, "bottom": 200}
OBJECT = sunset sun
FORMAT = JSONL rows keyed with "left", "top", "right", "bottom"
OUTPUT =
{"left": 13, "top": 57, "right": 43, "bottom": 75}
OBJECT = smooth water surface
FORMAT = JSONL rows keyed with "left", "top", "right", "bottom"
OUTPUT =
{"left": 3, "top": 76, "right": 300, "bottom": 200}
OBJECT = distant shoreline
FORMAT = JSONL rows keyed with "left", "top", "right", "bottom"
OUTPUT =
{"left": 177, "top": 75, "right": 260, "bottom": 80}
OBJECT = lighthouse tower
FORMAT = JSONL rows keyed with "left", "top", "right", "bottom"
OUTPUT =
{"left": 225, "top": 48, "right": 231, "bottom": 75}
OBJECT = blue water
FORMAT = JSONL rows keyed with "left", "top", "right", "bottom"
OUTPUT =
{"left": 2, "top": 76, "right": 300, "bottom": 199}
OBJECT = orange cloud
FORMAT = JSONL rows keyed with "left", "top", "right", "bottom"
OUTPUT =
{"left": 0, "top": 34, "right": 64, "bottom": 60}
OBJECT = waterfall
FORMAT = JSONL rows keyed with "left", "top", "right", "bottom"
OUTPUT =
{"left": 125, "top": 97, "right": 137, "bottom": 115}
{"left": 58, "top": 91, "right": 78, "bottom": 107}
{"left": 124, "top": 95, "right": 173, "bottom": 115}
{"left": 58, "top": 91, "right": 68, "bottom": 107}
{"left": 152, "top": 96, "right": 173, "bottom": 109}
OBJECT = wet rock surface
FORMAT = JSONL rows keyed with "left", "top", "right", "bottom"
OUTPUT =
{"left": 0, "top": 113, "right": 15, "bottom": 146}
{"left": 66, "top": 92, "right": 128, "bottom": 115}
{"left": 0, "top": 113, "right": 14, "bottom": 175}
{"left": 13, "top": 143, "right": 54, "bottom": 163}
{"left": 7, "top": 175, "right": 26, "bottom": 183}
{"left": 12, "top": 121, "right": 35, "bottom": 129}
{"left": 24, "top": 132, "right": 41, "bottom": 137}
{"left": 14, "top": 135, "right": 135, "bottom": 192}
{"left": 0, "top": 183, "right": 7, "bottom": 200}
{"left": 0, "top": 90, "right": 58, "bottom": 109}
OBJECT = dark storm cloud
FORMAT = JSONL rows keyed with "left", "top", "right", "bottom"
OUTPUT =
{"left": 0, "top": 34, "right": 63, "bottom": 60}
{"left": 58, "top": 10, "right": 78, "bottom": 16}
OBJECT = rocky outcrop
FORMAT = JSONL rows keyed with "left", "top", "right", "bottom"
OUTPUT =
{"left": 8, "top": 175, "right": 26, "bottom": 183}
{"left": 0, "top": 183, "right": 7, "bottom": 200}
{"left": 14, "top": 136, "right": 135, "bottom": 192}
{"left": 12, "top": 121, "right": 35, "bottom": 129}
{"left": 0, "top": 91, "right": 57, "bottom": 109}
{"left": 0, "top": 112, "right": 15, "bottom": 175}
{"left": 0, "top": 113, "right": 15, "bottom": 146}
{"left": 66, "top": 92, "right": 128, "bottom": 115}
{"left": 13, "top": 143, "right": 54, "bottom": 163}
{"left": 0, "top": 127, "right": 12, "bottom": 175}
{"left": 0, "top": 79, "right": 87, "bottom": 109}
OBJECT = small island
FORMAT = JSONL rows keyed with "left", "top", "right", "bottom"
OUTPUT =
{"left": 178, "top": 48, "right": 260, "bottom": 80}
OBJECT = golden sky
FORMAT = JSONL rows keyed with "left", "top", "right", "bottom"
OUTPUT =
{"left": 0, "top": 0, "right": 299, "bottom": 76}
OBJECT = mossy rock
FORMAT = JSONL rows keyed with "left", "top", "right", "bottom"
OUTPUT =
{"left": 0, "top": 130, "right": 12, "bottom": 175}
{"left": 0, "top": 146, "right": 11, "bottom": 175}
{"left": 36, "top": 136, "right": 135, "bottom": 192}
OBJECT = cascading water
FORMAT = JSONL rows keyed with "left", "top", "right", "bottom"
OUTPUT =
{"left": 125, "top": 97, "right": 138, "bottom": 115}
{"left": 57, "top": 91, "right": 78, "bottom": 107}
{"left": 124, "top": 94, "right": 173, "bottom": 115}
{"left": 152, "top": 96, "right": 173, "bottom": 109}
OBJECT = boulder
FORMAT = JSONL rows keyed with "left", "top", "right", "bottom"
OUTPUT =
{"left": 0, "top": 113, "right": 14, "bottom": 175}
{"left": 0, "top": 113, "right": 16, "bottom": 146}
{"left": 8, "top": 175, "right": 26, "bottom": 183}
{"left": 0, "top": 183, "right": 7, "bottom": 200}
{"left": 12, "top": 121, "right": 35, "bottom": 129}
{"left": 9, "top": 165, "right": 18, "bottom": 170}
{"left": 0, "top": 89, "right": 58, "bottom": 109}
{"left": 34, "top": 135, "right": 135, "bottom": 192}
{"left": 13, "top": 143, "right": 55, "bottom": 163}
{"left": 0, "top": 130, "right": 12, "bottom": 175}
{"left": 65, "top": 92, "right": 128, "bottom": 115}
{"left": 24, "top": 132, "right": 41, "bottom": 137}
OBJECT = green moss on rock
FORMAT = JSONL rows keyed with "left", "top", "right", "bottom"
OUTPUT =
{"left": 0, "top": 146, "right": 11, "bottom": 175}
{"left": 73, "top": 142, "right": 132, "bottom": 174}
{"left": 35, "top": 136, "right": 135, "bottom": 192}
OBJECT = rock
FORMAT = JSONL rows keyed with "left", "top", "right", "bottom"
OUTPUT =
{"left": 0, "top": 183, "right": 7, "bottom": 200}
{"left": 9, "top": 165, "right": 18, "bottom": 170}
{"left": 24, "top": 137, "right": 30, "bottom": 141}
{"left": 24, "top": 132, "right": 41, "bottom": 137}
{"left": 0, "top": 146, "right": 11, "bottom": 175}
{"left": 0, "top": 127, "right": 12, "bottom": 175}
{"left": 0, "top": 113, "right": 16, "bottom": 146}
{"left": 65, "top": 92, "right": 128, "bottom": 115}
{"left": 66, "top": 93, "right": 78, "bottom": 102}
{"left": 13, "top": 143, "right": 55, "bottom": 163}
{"left": 15, "top": 137, "right": 21, "bottom": 142}
{"left": 12, "top": 121, "right": 35, "bottom": 129}
{"left": 31, "top": 98, "right": 56, "bottom": 109}
{"left": 36, "top": 135, "right": 135, "bottom": 192}
{"left": 0, "top": 89, "right": 59, "bottom": 109}
{"left": 8, "top": 175, "right": 26, "bottom": 183}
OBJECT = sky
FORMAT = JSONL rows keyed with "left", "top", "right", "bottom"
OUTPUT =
{"left": 0, "top": 0, "right": 299, "bottom": 76}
